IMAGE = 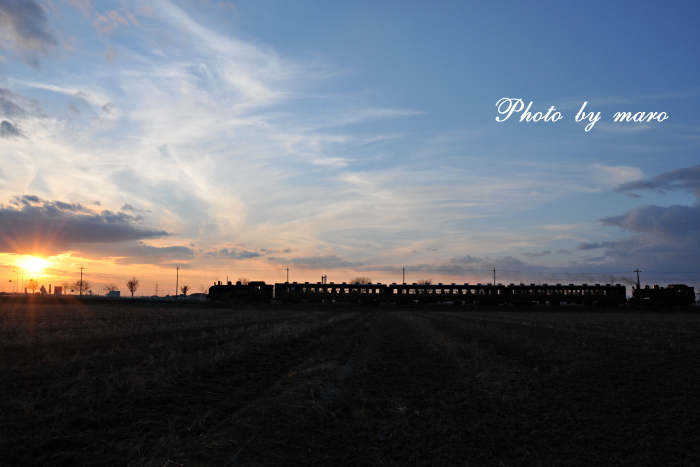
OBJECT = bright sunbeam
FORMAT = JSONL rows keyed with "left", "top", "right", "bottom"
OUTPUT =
{"left": 17, "top": 256, "right": 49, "bottom": 274}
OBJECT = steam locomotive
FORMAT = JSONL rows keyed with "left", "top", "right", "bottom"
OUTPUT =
{"left": 209, "top": 280, "right": 695, "bottom": 307}
{"left": 630, "top": 284, "right": 696, "bottom": 307}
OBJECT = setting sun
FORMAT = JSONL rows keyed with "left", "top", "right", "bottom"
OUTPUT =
{"left": 17, "top": 256, "right": 49, "bottom": 274}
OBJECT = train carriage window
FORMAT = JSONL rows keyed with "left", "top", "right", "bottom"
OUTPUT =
{"left": 393, "top": 289, "right": 398, "bottom": 294}
{"left": 409, "top": 289, "right": 416, "bottom": 294}
{"left": 360, "top": 288, "right": 366, "bottom": 293}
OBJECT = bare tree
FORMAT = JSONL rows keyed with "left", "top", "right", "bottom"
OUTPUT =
{"left": 126, "top": 278, "right": 139, "bottom": 298}
{"left": 349, "top": 276, "right": 372, "bottom": 284}
{"left": 72, "top": 280, "right": 91, "bottom": 295}
{"left": 198, "top": 284, "right": 209, "bottom": 294}
{"left": 102, "top": 283, "right": 119, "bottom": 294}
{"left": 180, "top": 285, "right": 190, "bottom": 297}
{"left": 237, "top": 277, "right": 250, "bottom": 285}
{"left": 417, "top": 278, "right": 432, "bottom": 285}
{"left": 27, "top": 279, "right": 40, "bottom": 293}
{"left": 61, "top": 281, "right": 72, "bottom": 294}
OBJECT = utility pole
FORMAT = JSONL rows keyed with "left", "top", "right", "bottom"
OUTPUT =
{"left": 286, "top": 268, "right": 289, "bottom": 282}
{"left": 155, "top": 284, "right": 158, "bottom": 296}
{"left": 493, "top": 267, "right": 496, "bottom": 285}
{"left": 403, "top": 267, "right": 405, "bottom": 284}
{"left": 176, "top": 266, "right": 179, "bottom": 299}
{"left": 634, "top": 268, "right": 641, "bottom": 290}
{"left": 79, "top": 266, "right": 84, "bottom": 296}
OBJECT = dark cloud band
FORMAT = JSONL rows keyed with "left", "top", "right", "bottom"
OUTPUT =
{"left": 0, "top": 195, "right": 168, "bottom": 254}
{"left": 0, "top": 0, "right": 57, "bottom": 67}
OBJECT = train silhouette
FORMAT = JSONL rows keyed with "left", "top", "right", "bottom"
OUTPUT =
{"left": 208, "top": 280, "right": 696, "bottom": 307}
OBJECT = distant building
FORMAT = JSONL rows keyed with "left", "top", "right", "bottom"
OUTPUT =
{"left": 40, "top": 285, "right": 48, "bottom": 295}
{"left": 54, "top": 286, "right": 63, "bottom": 295}
{"left": 108, "top": 291, "right": 121, "bottom": 298}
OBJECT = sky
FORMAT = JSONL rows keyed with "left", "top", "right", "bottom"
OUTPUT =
{"left": 1, "top": 0, "right": 699, "bottom": 295}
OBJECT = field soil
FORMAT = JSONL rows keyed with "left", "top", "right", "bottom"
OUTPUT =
{"left": 1, "top": 299, "right": 699, "bottom": 466}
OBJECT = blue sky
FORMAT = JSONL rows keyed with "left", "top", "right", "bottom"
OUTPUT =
{"left": 1, "top": 0, "right": 699, "bottom": 292}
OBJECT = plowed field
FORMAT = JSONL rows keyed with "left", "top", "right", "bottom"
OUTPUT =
{"left": 2, "top": 300, "right": 699, "bottom": 466}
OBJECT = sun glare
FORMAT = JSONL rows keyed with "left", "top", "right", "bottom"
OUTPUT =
{"left": 18, "top": 256, "right": 49, "bottom": 274}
